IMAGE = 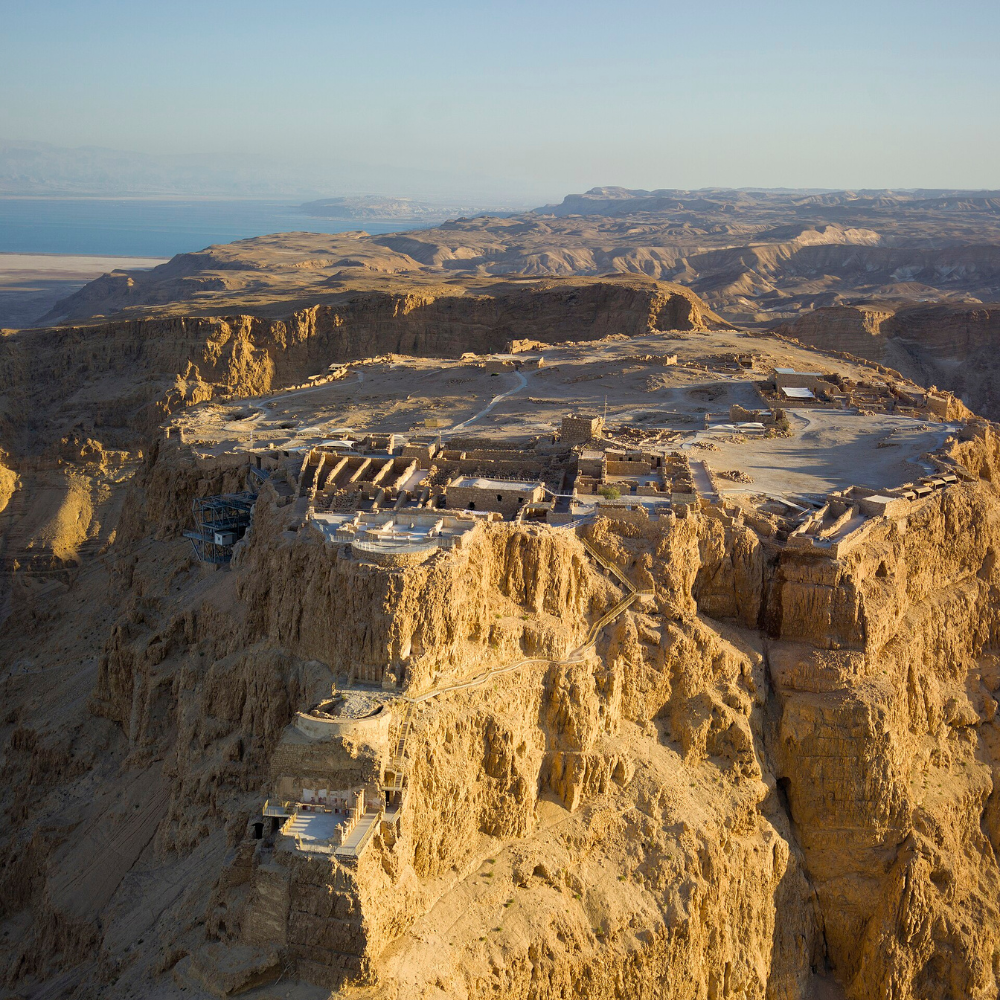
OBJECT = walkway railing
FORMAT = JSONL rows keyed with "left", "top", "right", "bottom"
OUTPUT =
{"left": 352, "top": 538, "right": 437, "bottom": 557}
{"left": 580, "top": 536, "right": 634, "bottom": 590}
{"left": 340, "top": 809, "right": 385, "bottom": 857}
{"left": 583, "top": 590, "right": 639, "bottom": 646}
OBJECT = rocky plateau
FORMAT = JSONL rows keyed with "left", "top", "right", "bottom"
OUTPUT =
{"left": 1, "top": 207, "right": 1000, "bottom": 1000}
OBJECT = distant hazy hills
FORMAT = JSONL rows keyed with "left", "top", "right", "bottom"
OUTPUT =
{"left": 0, "top": 139, "right": 308, "bottom": 198}
{"left": 538, "top": 186, "right": 1000, "bottom": 224}
{"left": 42, "top": 189, "right": 1000, "bottom": 330}
{"left": 299, "top": 196, "right": 510, "bottom": 223}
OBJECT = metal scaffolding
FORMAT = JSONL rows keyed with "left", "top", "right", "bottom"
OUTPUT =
{"left": 184, "top": 492, "right": 257, "bottom": 563}
{"left": 184, "top": 469, "right": 270, "bottom": 564}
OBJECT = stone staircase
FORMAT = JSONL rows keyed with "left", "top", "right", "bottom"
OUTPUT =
{"left": 281, "top": 814, "right": 312, "bottom": 839}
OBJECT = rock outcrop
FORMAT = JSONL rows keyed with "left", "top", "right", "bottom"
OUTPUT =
{"left": 5, "top": 425, "right": 1000, "bottom": 998}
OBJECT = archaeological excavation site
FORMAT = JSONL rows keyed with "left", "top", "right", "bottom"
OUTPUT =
{"left": 4, "top": 265, "right": 1000, "bottom": 1000}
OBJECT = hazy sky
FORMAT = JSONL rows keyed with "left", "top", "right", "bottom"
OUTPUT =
{"left": 2, "top": 0, "right": 998, "bottom": 201}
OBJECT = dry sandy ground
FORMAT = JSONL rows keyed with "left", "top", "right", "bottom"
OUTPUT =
{"left": 0, "top": 253, "right": 166, "bottom": 329}
{"left": 171, "top": 329, "right": 952, "bottom": 500}
{"left": 688, "top": 408, "right": 956, "bottom": 496}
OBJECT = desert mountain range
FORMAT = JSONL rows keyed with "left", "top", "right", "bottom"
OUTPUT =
{"left": 34, "top": 187, "right": 1000, "bottom": 418}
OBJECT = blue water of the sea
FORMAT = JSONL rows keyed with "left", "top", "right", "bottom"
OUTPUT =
{"left": 0, "top": 199, "right": 412, "bottom": 257}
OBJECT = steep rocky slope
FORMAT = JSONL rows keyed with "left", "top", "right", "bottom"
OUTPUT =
{"left": 5, "top": 253, "right": 1000, "bottom": 998}
{"left": 4, "top": 417, "right": 1000, "bottom": 998}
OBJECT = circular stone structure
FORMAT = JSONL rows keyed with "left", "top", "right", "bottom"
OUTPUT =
{"left": 293, "top": 700, "right": 393, "bottom": 743}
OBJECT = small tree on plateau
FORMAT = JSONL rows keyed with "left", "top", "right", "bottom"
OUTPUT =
{"left": 598, "top": 485, "right": 621, "bottom": 500}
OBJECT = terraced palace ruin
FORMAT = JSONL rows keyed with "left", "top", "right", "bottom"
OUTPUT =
{"left": 3, "top": 280, "right": 1000, "bottom": 1000}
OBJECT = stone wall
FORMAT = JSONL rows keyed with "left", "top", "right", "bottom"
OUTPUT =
{"left": 561, "top": 414, "right": 604, "bottom": 444}
{"left": 443, "top": 483, "right": 546, "bottom": 518}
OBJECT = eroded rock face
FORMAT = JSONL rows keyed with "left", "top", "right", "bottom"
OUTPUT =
{"left": 778, "top": 303, "right": 1000, "bottom": 420}
{"left": 0, "top": 280, "right": 720, "bottom": 445}
{"left": 231, "top": 502, "right": 608, "bottom": 694}
{"left": 5, "top": 428, "right": 1000, "bottom": 999}
{"left": 768, "top": 471, "right": 1000, "bottom": 999}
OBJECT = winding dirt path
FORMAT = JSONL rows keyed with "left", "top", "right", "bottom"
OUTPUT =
{"left": 447, "top": 370, "right": 529, "bottom": 434}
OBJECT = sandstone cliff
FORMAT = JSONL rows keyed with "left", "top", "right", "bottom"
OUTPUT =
{"left": 1, "top": 279, "right": 719, "bottom": 454}
{"left": 776, "top": 303, "right": 1000, "bottom": 419}
{"left": 5, "top": 274, "right": 1000, "bottom": 998}
{"left": 6, "top": 426, "right": 1000, "bottom": 998}
{"left": 0, "top": 277, "right": 720, "bottom": 603}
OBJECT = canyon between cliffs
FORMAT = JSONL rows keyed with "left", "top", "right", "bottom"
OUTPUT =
{"left": 2, "top": 270, "right": 1000, "bottom": 1000}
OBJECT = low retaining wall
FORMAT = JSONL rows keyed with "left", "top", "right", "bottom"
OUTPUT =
{"left": 293, "top": 706, "right": 393, "bottom": 743}
{"left": 350, "top": 540, "right": 437, "bottom": 566}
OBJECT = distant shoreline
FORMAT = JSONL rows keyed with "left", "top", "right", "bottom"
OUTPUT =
{"left": 0, "top": 251, "right": 169, "bottom": 329}
{"left": 0, "top": 250, "right": 169, "bottom": 260}
{"left": 0, "top": 252, "right": 167, "bottom": 268}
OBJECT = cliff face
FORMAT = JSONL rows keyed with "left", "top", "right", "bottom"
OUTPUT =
{"left": 765, "top": 430, "right": 1000, "bottom": 998}
{"left": 0, "top": 277, "right": 718, "bottom": 619}
{"left": 233, "top": 500, "right": 610, "bottom": 694}
{"left": 777, "top": 303, "right": 1000, "bottom": 419}
{"left": 0, "top": 280, "right": 718, "bottom": 454}
{"left": 773, "top": 306, "right": 895, "bottom": 360}
{"left": 192, "top": 488, "right": 821, "bottom": 998}
{"left": 6, "top": 418, "right": 1000, "bottom": 998}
